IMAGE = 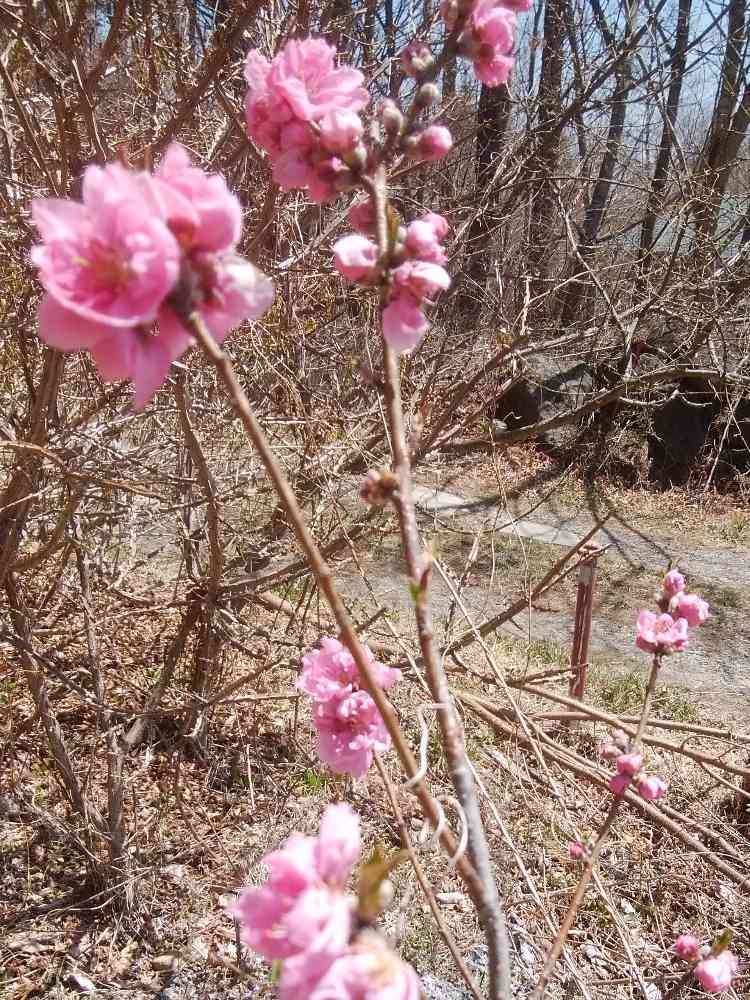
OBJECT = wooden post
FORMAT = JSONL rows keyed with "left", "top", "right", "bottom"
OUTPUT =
{"left": 569, "top": 546, "right": 599, "bottom": 705}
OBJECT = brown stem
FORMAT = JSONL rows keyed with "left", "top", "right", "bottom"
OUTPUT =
{"left": 370, "top": 163, "right": 511, "bottom": 1000}
{"left": 374, "top": 757, "right": 484, "bottom": 1000}
{"left": 531, "top": 655, "right": 661, "bottom": 998}
{"left": 178, "top": 306, "right": 487, "bottom": 911}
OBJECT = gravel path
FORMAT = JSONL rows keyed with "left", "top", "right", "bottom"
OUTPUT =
{"left": 335, "top": 485, "right": 750, "bottom": 716}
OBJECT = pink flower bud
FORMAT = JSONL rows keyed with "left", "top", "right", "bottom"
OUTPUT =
{"left": 598, "top": 741, "right": 621, "bottom": 760}
{"left": 380, "top": 99, "right": 405, "bottom": 136}
{"left": 671, "top": 592, "right": 709, "bottom": 627}
{"left": 414, "top": 125, "right": 453, "bottom": 161}
{"left": 405, "top": 219, "right": 447, "bottom": 263}
{"left": 694, "top": 952, "right": 738, "bottom": 994}
{"left": 674, "top": 935, "right": 701, "bottom": 962}
{"left": 615, "top": 752, "right": 643, "bottom": 777}
{"left": 360, "top": 469, "right": 398, "bottom": 507}
{"left": 400, "top": 40, "right": 434, "bottom": 78}
{"left": 608, "top": 773, "right": 631, "bottom": 797}
{"left": 662, "top": 569, "right": 686, "bottom": 598}
{"left": 319, "top": 110, "right": 364, "bottom": 155}
{"left": 332, "top": 233, "right": 378, "bottom": 283}
{"left": 636, "top": 774, "right": 667, "bottom": 801}
{"left": 568, "top": 841, "right": 585, "bottom": 861}
{"left": 382, "top": 294, "right": 429, "bottom": 352}
{"left": 348, "top": 197, "right": 376, "bottom": 234}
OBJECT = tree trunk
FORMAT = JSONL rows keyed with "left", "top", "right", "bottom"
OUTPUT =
{"left": 640, "top": 0, "right": 692, "bottom": 261}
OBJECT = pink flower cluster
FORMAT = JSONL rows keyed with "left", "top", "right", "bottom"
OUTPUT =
{"left": 244, "top": 39, "right": 369, "bottom": 203}
{"left": 333, "top": 208, "right": 451, "bottom": 352}
{"left": 600, "top": 730, "right": 666, "bottom": 801}
{"left": 298, "top": 637, "right": 401, "bottom": 778}
{"left": 441, "top": 0, "right": 532, "bottom": 86}
{"left": 31, "top": 145, "right": 274, "bottom": 408}
{"left": 233, "top": 804, "right": 418, "bottom": 1000}
{"left": 636, "top": 570, "right": 709, "bottom": 656}
{"left": 674, "top": 936, "right": 739, "bottom": 994}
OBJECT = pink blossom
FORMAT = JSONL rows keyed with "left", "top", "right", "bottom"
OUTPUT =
{"left": 568, "top": 841, "right": 585, "bottom": 861}
{"left": 400, "top": 40, "right": 434, "bottom": 78}
{"left": 473, "top": 0, "right": 516, "bottom": 49}
{"left": 393, "top": 260, "right": 451, "bottom": 300}
{"left": 348, "top": 198, "right": 376, "bottom": 234}
{"left": 382, "top": 295, "right": 429, "bottom": 352}
{"left": 155, "top": 143, "right": 241, "bottom": 252}
{"left": 608, "top": 773, "right": 631, "bottom": 797}
{"left": 233, "top": 804, "right": 363, "bottom": 963}
{"left": 31, "top": 163, "right": 183, "bottom": 408}
{"left": 671, "top": 592, "right": 709, "bottom": 627}
{"left": 314, "top": 689, "right": 392, "bottom": 778}
{"left": 267, "top": 39, "right": 368, "bottom": 123}
{"left": 319, "top": 110, "right": 364, "bottom": 155}
{"left": 32, "top": 164, "right": 179, "bottom": 332}
{"left": 662, "top": 569, "right": 686, "bottom": 598}
{"left": 674, "top": 935, "right": 701, "bottom": 962}
{"left": 236, "top": 883, "right": 351, "bottom": 964}
{"left": 499, "top": 0, "right": 533, "bottom": 9}
{"left": 694, "top": 952, "right": 738, "bottom": 993}
{"left": 282, "top": 932, "right": 421, "bottom": 1000}
{"left": 299, "top": 637, "right": 401, "bottom": 701}
{"left": 315, "top": 803, "right": 361, "bottom": 888}
{"left": 615, "top": 752, "right": 643, "bottom": 777}
{"left": 636, "top": 774, "right": 667, "bottom": 801}
{"left": 333, "top": 234, "right": 379, "bottom": 283}
{"left": 471, "top": 47, "right": 515, "bottom": 86}
{"left": 420, "top": 211, "right": 450, "bottom": 241}
{"left": 415, "top": 125, "right": 453, "bottom": 161}
{"left": 244, "top": 41, "right": 367, "bottom": 203}
{"left": 232, "top": 831, "right": 317, "bottom": 958}
{"left": 636, "top": 610, "right": 689, "bottom": 655}
{"left": 404, "top": 220, "right": 447, "bottom": 264}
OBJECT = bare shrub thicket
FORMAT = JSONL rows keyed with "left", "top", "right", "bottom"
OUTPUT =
{"left": 1, "top": 2, "right": 749, "bottom": 998}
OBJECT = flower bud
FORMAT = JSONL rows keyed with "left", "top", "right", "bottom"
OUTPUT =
{"left": 415, "top": 83, "right": 441, "bottom": 108}
{"left": 380, "top": 99, "right": 405, "bottom": 137}
{"left": 400, "top": 40, "right": 435, "bottom": 78}
{"left": 360, "top": 469, "right": 398, "bottom": 507}
{"left": 345, "top": 144, "right": 368, "bottom": 172}
{"left": 615, "top": 752, "right": 643, "bottom": 777}
{"left": 568, "top": 841, "right": 585, "bottom": 861}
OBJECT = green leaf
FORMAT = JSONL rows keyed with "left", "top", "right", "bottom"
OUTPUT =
{"left": 712, "top": 928, "right": 733, "bottom": 954}
{"left": 357, "top": 845, "right": 409, "bottom": 922}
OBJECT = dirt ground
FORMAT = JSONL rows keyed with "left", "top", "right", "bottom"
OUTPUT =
{"left": 2, "top": 452, "right": 750, "bottom": 1000}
